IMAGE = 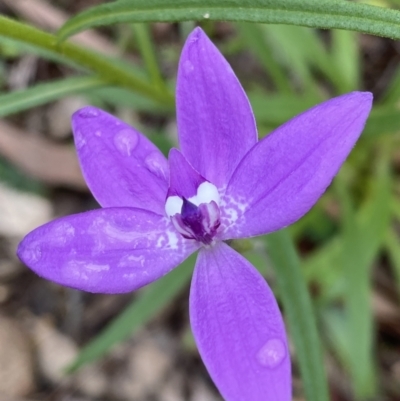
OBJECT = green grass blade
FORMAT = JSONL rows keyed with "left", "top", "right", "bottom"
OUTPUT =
{"left": 67, "top": 254, "right": 196, "bottom": 372}
{"left": 248, "top": 92, "right": 400, "bottom": 138}
{"left": 238, "top": 23, "right": 293, "bottom": 93}
{"left": 262, "top": 24, "right": 334, "bottom": 94}
{"left": 336, "top": 152, "right": 391, "bottom": 398}
{"left": 264, "top": 229, "right": 330, "bottom": 401}
{"left": 385, "top": 228, "right": 400, "bottom": 294}
{"left": 58, "top": 0, "right": 400, "bottom": 42}
{"left": 92, "top": 86, "right": 174, "bottom": 114}
{"left": 0, "top": 76, "right": 105, "bottom": 117}
{"left": 336, "top": 178, "right": 377, "bottom": 398}
{"left": 248, "top": 91, "right": 321, "bottom": 128}
{"left": 331, "top": 29, "right": 360, "bottom": 91}
{"left": 132, "top": 23, "right": 166, "bottom": 89}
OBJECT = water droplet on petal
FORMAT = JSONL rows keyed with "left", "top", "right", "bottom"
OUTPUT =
{"left": 51, "top": 222, "right": 75, "bottom": 246}
{"left": 145, "top": 152, "right": 167, "bottom": 179}
{"left": 74, "top": 130, "right": 86, "bottom": 149}
{"left": 24, "top": 244, "right": 42, "bottom": 265}
{"left": 183, "top": 60, "right": 194, "bottom": 75}
{"left": 78, "top": 107, "right": 99, "bottom": 118}
{"left": 113, "top": 129, "right": 139, "bottom": 157}
{"left": 256, "top": 338, "right": 286, "bottom": 369}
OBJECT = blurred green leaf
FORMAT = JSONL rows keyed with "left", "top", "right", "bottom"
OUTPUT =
{"left": 322, "top": 308, "right": 351, "bottom": 368}
{"left": 249, "top": 92, "right": 400, "bottom": 139}
{"left": 379, "top": 63, "right": 400, "bottom": 104}
{"left": 334, "top": 150, "right": 390, "bottom": 398}
{"left": 0, "top": 16, "right": 173, "bottom": 105}
{"left": 58, "top": 0, "right": 400, "bottom": 43}
{"left": 132, "top": 23, "right": 166, "bottom": 90}
{"left": 264, "top": 229, "right": 330, "bottom": 401}
{"left": 67, "top": 253, "right": 196, "bottom": 372}
{"left": 238, "top": 23, "right": 293, "bottom": 93}
{"left": 336, "top": 178, "right": 377, "bottom": 398}
{"left": 331, "top": 29, "right": 360, "bottom": 91}
{"left": 304, "top": 160, "right": 391, "bottom": 298}
{"left": 363, "top": 106, "right": 400, "bottom": 137}
{"left": 384, "top": 227, "right": 400, "bottom": 294}
{"left": 261, "top": 24, "right": 328, "bottom": 94}
{"left": 0, "top": 76, "right": 105, "bottom": 117}
{"left": 90, "top": 86, "right": 174, "bottom": 114}
{"left": 248, "top": 91, "right": 321, "bottom": 129}
{"left": 0, "top": 157, "right": 44, "bottom": 194}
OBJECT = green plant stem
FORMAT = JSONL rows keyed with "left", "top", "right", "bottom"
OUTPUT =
{"left": 0, "top": 16, "right": 174, "bottom": 106}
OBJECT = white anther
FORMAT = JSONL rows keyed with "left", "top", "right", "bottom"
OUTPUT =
{"left": 189, "top": 182, "right": 220, "bottom": 206}
{"left": 165, "top": 196, "right": 183, "bottom": 217}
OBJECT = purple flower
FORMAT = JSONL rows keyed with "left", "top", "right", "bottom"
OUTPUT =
{"left": 18, "top": 28, "right": 372, "bottom": 401}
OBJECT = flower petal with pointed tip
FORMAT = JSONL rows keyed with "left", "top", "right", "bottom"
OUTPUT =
{"left": 190, "top": 242, "right": 291, "bottom": 401}
{"left": 177, "top": 27, "right": 257, "bottom": 188}
{"left": 18, "top": 208, "right": 198, "bottom": 293}
{"left": 222, "top": 92, "right": 373, "bottom": 239}
{"left": 72, "top": 107, "right": 169, "bottom": 214}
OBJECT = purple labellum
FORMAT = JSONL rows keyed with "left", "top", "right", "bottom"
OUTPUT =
{"left": 171, "top": 198, "right": 221, "bottom": 245}
{"left": 17, "top": 26, "right": 373, "bottom": 401}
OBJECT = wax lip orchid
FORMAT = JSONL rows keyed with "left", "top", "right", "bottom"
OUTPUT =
{"left": 17, "top": 27, "right": 372, "bottom": 401}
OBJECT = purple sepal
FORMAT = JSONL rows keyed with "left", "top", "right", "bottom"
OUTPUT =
{"left": 223, "top": 92, "right": 373, "bottom": 239}
{"left": 72, "top": 107, "right": 169, "bottom": 215}
{"left": 17, "top": 208, "right": 199, "bottom": 293}
{"left": 190, "top": 242, "right": 291, "bottom": 401}
{"left": 177, "top": 27, "right": 257, "bottom": 188}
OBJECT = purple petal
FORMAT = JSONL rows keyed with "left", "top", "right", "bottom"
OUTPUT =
{"left": 72, "top": 107, "right": 169, "bottom": 215}
{"left": 177, "top": 27, "right": 257, "bottom": 188}
{"left": 168, "top": 148, "right": 205, "bottom": 198}
{"left": 190, "top": 242, "right": 291, "bottom": 401}
{"left": 222, "top": 92, "right": 373, "bottom": 239}
{"left": 18, "top": 208, "right": 198, "bottom": 293}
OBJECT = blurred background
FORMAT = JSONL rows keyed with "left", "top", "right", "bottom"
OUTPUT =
{"left": 0, "top": 0, "right": 400, "bottom": 400}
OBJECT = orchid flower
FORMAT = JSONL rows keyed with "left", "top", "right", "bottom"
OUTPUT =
{"left": 17, "top": 27, "right": 372, "bottom": 401}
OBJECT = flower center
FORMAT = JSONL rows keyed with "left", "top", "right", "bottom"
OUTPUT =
{"left": 165, "top": 182, "right": 221, "bottom": 245}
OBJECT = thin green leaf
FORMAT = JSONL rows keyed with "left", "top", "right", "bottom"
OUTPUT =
{"left": 304, "top": 158, "right": 392, "bottom": 303}
{"left": 91, "top": 86, "right": 174, "bottom": 114}
{"left": 58, "top": 0, "right": 400, "bottom": 43}
{"left": 363, "top": 106, "right": 400, "bottom": 138}
{"left": 384, "top": 228, "right": 400, "bottom": 294}
{"left": 67, "top": 254, "right": 196, "bottom": 372}
{"left": 264, "top": 229, "right": 330, "bottom": 401}
{"left": 335, "top": 150, "right": 391, "bottom": 398}
{"left": 0, "top": 16, "right": 173, "bottom": 106}
{"left": 238, "top": 23, "right": 293, "bottom": 93}
{"left": 249, "top": 92, "right": 400, "bottom": 138}
{"left": 0, "top": 76, "right": 105, "bottom": 117}
{"left": 331, "top": 29, "right": 360, "bottom": 91}
{"left": 261, "top": 24, "right": 324, "bottom": 94}
{"left": 322, "top": 308, "right": 352, "bottom": 369}
{"left": 379, "top": 64, "right": 400, "bottom": 104}
{"left": 336, "top": 178, "right": 377, "bottom": 398}
{"left": 248, "top": 91, "right": 321, "bottom": 129}
{"left": 132, "top": 23, "right": 166, "bottom": 89}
